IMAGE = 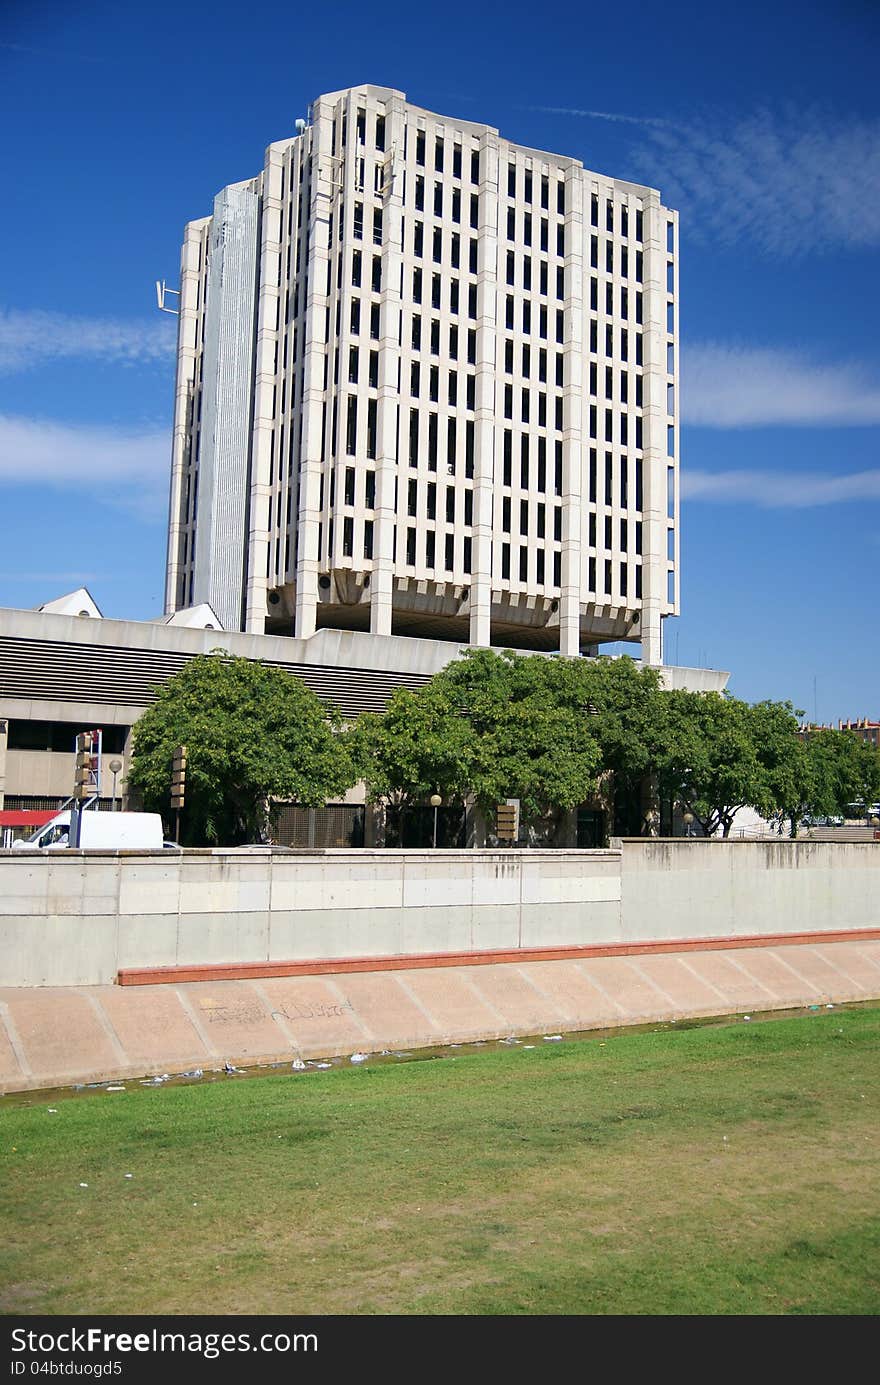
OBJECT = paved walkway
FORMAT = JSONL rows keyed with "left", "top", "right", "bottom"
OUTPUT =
{"left": 2, "top": 935, "right": 879, "bottom": 1093}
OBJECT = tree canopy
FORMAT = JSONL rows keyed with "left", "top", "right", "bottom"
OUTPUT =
{"left": 128, "top": 653, "right": 357, "bottom": 845}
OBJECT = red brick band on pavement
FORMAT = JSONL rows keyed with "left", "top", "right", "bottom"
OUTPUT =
{"left": 117, "top": 927, "right": 880, "bottom": 987}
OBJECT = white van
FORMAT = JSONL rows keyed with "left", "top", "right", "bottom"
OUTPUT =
{"left": 12, "top": 810, "right": 165, "bottom": 851}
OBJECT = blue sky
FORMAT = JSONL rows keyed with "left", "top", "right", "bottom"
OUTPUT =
{"left": 0, "top": 0, "right": 877, "bottom": 722}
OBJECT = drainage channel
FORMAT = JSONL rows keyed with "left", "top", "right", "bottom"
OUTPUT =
{"left": 1, "top": 998, "right": 870, "bottom": 1110}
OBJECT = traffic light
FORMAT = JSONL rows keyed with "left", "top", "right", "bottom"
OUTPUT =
{"left": 496, "top": 800, "right": 520, "bottom": 841}
{"left": 171, "top": 745, "right": 187, "bottom": 809}
{"left": 73, "top": 731, "right": 96, "bottom": 800}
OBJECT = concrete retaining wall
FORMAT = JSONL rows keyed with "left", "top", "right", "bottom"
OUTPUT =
{"left": 0, "top": 841, "right": 877, "bottom": 988}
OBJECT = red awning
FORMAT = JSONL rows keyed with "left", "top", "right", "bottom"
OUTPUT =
{"left": 0, "top": 810, "right": 57, "bottom": 827}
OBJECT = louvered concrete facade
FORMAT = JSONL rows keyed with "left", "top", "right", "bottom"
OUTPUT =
{"left": 166, "top": 85, "right": 679, "bottom": 662}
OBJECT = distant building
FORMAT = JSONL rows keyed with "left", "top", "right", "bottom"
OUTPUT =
{"left": 799, "top": 718, "right": 880, "bottom": 748}
{"left": 165, "top": 84, "right": 680, "bottom": 663}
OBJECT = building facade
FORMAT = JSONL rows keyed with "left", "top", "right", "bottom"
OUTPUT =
{"left": 165, "top": 85, "right": 679, "bottom": 662}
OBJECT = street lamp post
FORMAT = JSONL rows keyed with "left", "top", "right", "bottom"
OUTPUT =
{"left": 683, "top": 811, "right": 695, "bottom": 838}
{"left": 109, "top": 759, "right": 123, "bottom": 812}
{"left": 429, "top": 793, "right": 442, "bottom": 849}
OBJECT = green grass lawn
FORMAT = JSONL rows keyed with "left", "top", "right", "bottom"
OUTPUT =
{"left": 2, "top": 1009, "right": 878, "bottom": 1316}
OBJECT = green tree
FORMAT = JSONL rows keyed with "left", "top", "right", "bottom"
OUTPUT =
{"left": 657, "top": 691, "right": 773, "bottom": 837}
{"left": 804, "top": 728, "right": 880, "bottom": 822}
{"left": 354, "top": 649, "right": 604, "bottom": 839}
{"left": 128, "top": 653, "right": 356, "bottom": 845}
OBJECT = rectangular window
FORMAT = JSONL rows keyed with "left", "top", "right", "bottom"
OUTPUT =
{"left": 363, "top": 519, "right": 373, "bottom": 559}
{"left": 445, "top": 534, "right": 454, "bottom": 571}
{"left": 503, "top": 429, "right": 512, "bottom": 485}
{"left": 346, "top": 395, "right": 357, "bottom": 454}
{"left": 411, "top": 315, "right": 421, "bottom": 350}
{"left": 431, "top": 319, "right": 440, "bottom": 354}
{"left": 506, "top": 249, "right": 515, "bottom": 285}
{"left": 448, "top": 371, "right": 458, "bottom": 406}
{"left": 502, "top": 542, "right": 511, "bottom": 579}
{"left": 411, "top": 360, "right": 420, "bottom": 395}
{"left": 588, "top": 556, "right": 596, "bottom": 591}
{"left": 344, "top": 466, "right": 356, "bottom": 506}
{"left": 469, "top": 237, "right": 478, "bottom": 273}
{"left": 447, "top": 417, "right": 457, "bottom": 471}
{"left": 408, "top": 478, "right": 418, "bottom": 516}
{"left": 636, "top": 209, "right": 643, "bottom": 242}
{"left": 414, "top": 222, "right": 423, "bottom": 257}
{"left": 464, "top": 489, "right": 473, "bottom": 526}
{"left": 667, "top": 424, "right": 675, "bottom": 456}
{"left": 434, "top": 181, "right": 443, "bottom": 217}
{"left": 429, "top": 365, "right": 439, "bottom": 401}
{"left": 520, "top": 434, "right": 530, "bottom": 488}
{"left": 471, "top": 148, "right": 481, "bottom": 183}
{"left": 507, "top": 206, "right": 516, "bottom": 240}
{"left": 416, "top": 129, "right": 425, "bottom": 166}
{"left": 353, "top": 202, "right": 363, "bottom": 239}
{"left": 427, "top": 481, "right": 437, "bottom": 520}
{"left": 667, "top": 221, "right": 675, "bottom": 253}
{"left": 435, "top": 136, "right": 444, "bottom": 172}
{"left": 415, "top": 175, "right": 425, "bottom": 211}
{"left": 536, "top": 503, "right": 545, "bottom": 539}
{"left": 465, "top": 420, "right": 475, "bottom": 478}
{"left": 466, "top": 374, "right": 476, "bottom": 410}
{"left": 365, "top": 471, "right": 376, "bottom": 509}
{"left": 470, "top": 193, "right": 479, "bottom": 228}
{"left": 370, "top": 303, "right": 380, "bottom": 338}
{"left": 502, "top": 495, "right": 511, "bottom": 533}
{"left": 348, "top": 345, "right": 359, "bottom": 383}
{"left": 343, "top": 516, "right": 354, "bottom": 557}
{"left": 412, "top": 266, "right": 422, "bottom": 303}
{"left": 453, "top": 144, "right": 462, "bottom": 179}
{"left": 557, "top": 181, "right": 565, "bottom": 215}
{"left": 463, "top": 536, "right": 472, "bottom": 573}
{"left": 554, "top": 440, "right": 563, "bottom": 495}
{"left": 352, "top": 250, "right": 362, "bottom": 286}
{"left": 406, "top": 527, "right": 416, "bottom": 566}
{"left": 409, "top": 409, "right": 419, "bottom": 465}
{"left": 425, "top": 531, "right": 435, "bottom": 567}
{"left": 366, "top": 398, "right": 377, "bottom": 459}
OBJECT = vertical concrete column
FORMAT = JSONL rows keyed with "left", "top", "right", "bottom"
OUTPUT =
{"left": 560, "top": 164, "right": 584, "bottom": 657}
{"left": 640, "top": 194, "right": 667, "bottom": 667}
{"left": 470, "top": 134, "right": 499, "bottom": 648}
{"left": 370, "top": 98, "right": 405, "bottom": 637}
{"left": 295, "top": 108, "right": 334, "bottom": 640}
{"left": 164, "top": 220, "right": 208, "bottom": 615}
{"left": 246, "top": 146, "right": 285, "bottom": 633}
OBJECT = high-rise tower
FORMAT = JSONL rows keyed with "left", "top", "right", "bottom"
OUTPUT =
{"left": 165, "top": 84, "right": 679, "bottom": 661}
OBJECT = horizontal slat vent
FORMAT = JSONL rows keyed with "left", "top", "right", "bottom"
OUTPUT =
{"left": 0, "top": 636, "right": 431, "bottom": 718}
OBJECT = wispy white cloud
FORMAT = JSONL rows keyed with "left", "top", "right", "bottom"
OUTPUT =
{"left": 683, "top": 469, "right": 880, "bottom": 507}
{"left": 632, "top": 107, "right": 880, "bottom": 254}
{"left": 537, "top": 102, "right": 880, "bottom": 253}
{"left": 683, "top": 343, "right": 880, "bottom": 427}
{"left": 0, "top": 308, "right": 176, "bottom": 373}
{"left": 525, "top": 104, "right": 673, "bottom": 129}
{"left": 0, "top": 414, "right": 168, "bottom": 518}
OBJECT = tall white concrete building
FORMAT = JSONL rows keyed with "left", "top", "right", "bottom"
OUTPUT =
{"left": 165, "top": 84, "right": 679, "bottom": 662}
